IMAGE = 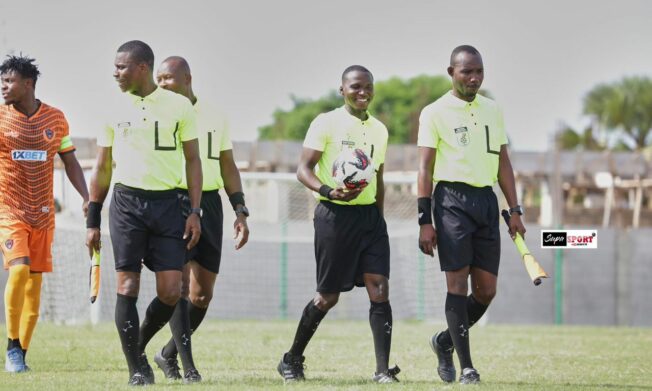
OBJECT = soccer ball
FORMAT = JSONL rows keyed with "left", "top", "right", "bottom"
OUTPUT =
{"left": 331, "top": 148, "right": 375, "bottom": 189}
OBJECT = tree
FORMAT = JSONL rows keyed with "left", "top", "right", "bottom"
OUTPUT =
{"left": 556, "top": 123, "right": 605, "bottom": 151}
{"left": 583, "top": 76, "right": 652, "bottom": 150}
{"left": 258, "top": 74, "right": 455, "bottom": 143}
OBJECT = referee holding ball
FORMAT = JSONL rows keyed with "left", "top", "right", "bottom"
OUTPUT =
{"left": 277, "top": 65, "right": 399, "bottom": 384}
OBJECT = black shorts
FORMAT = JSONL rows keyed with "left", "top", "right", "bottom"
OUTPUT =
{"left": 433, "top": 181, "right": 501, "bottom": 275}
{"left": 314, "top": 202, "right": 390, "bottom": 293}
{"left": 179, "top": 190, "right": 224, "bottom": 274}
{"left": 109, "top": 184, "right": 186, "bottom": 273}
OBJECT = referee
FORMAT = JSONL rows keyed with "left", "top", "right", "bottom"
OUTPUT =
{"left": 152, "top": 56, "right": 250, "bottom": 380}
{"left": 85, "top": 41, "right": 203, "bottom": 385}
{"left": 417, "top": 45, "right": 525, "bottom": 384}
{"left": 277, "top": 65, "right": 399, "bottom": 384}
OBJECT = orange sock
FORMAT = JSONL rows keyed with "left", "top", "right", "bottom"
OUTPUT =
{"left": 4, "top": 264, "right": 30, "bottom": 341}
{"left": 20, "top": 272, "right": 42, "bottom": 350}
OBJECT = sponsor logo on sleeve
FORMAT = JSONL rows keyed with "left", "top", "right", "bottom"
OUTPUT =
{"left": 11, "top": 150, "right": 47, "bottom": 161}
{"left": 541, "top": 230, "right": 597, "bottom": 249}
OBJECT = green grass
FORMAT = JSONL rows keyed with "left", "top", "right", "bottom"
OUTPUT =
{"left": 0, "top": 320, "right": 650, "bottom": 390}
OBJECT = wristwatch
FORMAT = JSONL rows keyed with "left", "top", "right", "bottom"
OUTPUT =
{"left": 235, "top": 205, "right": 250, "bottom": 217}
{"left": 189, "top": 207, "right": 203, "bottom": 218}
{"left": 508, "top": 205, "right": 524, "bottom": 216}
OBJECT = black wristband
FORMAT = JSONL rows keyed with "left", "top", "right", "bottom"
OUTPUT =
{"left": 319, "top": 185, "right": 334, "bottom": 200}
{"left": 417, "top": 197, "right": 433, "bottom": 225}
{"left": 228, "top": 192, "right": 245, "bottom": 210}
{"left": 86, "top": 201, "right": 102, "bottom": 229}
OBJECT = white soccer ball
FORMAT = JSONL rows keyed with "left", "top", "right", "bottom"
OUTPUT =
{"left": 331, "top": 148, "right": 375, "bottom": 189}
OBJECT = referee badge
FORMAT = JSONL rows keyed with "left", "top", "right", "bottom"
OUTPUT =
{"left": 455, "top": 127, "right": 470, "bottom": 146}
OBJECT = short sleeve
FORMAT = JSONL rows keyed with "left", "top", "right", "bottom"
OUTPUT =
{"left": 97, "top": 122, "right": 115, "bottom": 147}
{"left": 302, "top": 113, "right": 329, "bottom": 152}
{"left": 372, "top": 123, "right": 389, "bottom": 165}
{"left": 58, "top": 115, "right": 76, "bottom": 153}
{"left": 220, "top": 115, "right": 233, "bottom": 151}
{"left": 417, "top": 106, "right": 439, "bottom": 149}
{"left": 497, "top": 106, "right": 508, "bottom": 145}
{"left": 179, "top": 100, "right": 198, "bottom": 142}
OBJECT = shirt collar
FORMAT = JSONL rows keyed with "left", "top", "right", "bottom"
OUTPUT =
{"left": 443, "top": 90, "right": 480, "bottom": 108}
{"left": 338, "top": 105, "right": 371, "bottom": 123}
{"left": 128, "top": 86, "right": 162, "bottom": 103}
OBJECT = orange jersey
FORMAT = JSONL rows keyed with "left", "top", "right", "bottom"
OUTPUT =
{"left": 0, "top": 102, "right": 75, "bottom": 229}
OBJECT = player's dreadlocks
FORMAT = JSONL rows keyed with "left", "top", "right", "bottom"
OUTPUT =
{"left": 0, "top": 54, "right": 41, "bottom": 86}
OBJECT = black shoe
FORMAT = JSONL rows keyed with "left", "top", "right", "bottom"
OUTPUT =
{"left": 372, "top": 365, "right": 401, "bottom": 383}
{"left": 183, "top": 368, "right": 202, "bottom": 384}
{"left": 154, "top": 349, "right": 182, "bottom": 380}
{"left": 459, "top": 367, "right": 480, "bottom": 384}
{"left": 128, "top": 372, "right": 147, "bottom": 386}
{"left": 277, "top": 352, "right": 305, "bottom": 382}
{"left": 429, "top": 332, "right": 456, "bottom": 383}
{"left": 137, "top": 353, "right": 155, "bottom": 385}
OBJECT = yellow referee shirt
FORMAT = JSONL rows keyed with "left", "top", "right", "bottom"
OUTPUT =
{"left": 178, "top": 98, "right": 232, "bottom": 191}
{"left": 417, "top": 91, "right": 508, "bottom": 187}
{"left": 98, "top": 87, "right": 198, "bottom": 191}
{"left": 303, "top": 106, "right": 388, "bottom": 205}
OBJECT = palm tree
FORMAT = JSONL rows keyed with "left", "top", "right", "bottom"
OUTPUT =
{"left": 583, "top": 76, "right": 652, "bottom": 150}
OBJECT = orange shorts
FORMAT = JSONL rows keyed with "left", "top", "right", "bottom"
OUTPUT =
{"left": 0, "top": 220, "right": 54, "bottom": 272}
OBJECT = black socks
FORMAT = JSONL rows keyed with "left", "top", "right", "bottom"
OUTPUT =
{"left": 369, "top": 301, "right": 393, "bottom": 373}
{"left": 288, "top": 301, "right": 327, "bottom": 357}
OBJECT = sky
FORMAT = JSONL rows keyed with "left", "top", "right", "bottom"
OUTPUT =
{"left": 0, "top": 0, "right": 650, "bottom": 152}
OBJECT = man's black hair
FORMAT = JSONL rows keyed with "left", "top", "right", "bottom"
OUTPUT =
{"left": 117, "top": 40, "right": 155, "bottom": 69}
{"left": 450, "top": 45, "right": 481, "bottom": 66}
{"left": 0, "top": 55, "right": 40, "bottom": 86}
{"left": 342, "top": 65, "right": 373, "bottom": 82}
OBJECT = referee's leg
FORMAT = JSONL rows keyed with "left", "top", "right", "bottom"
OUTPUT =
{"left": 363, "top": 273, "right": 395, "bottom": 378}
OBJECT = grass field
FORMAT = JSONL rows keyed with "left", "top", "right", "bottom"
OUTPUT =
{"left": 0, "top": 320, "right": 649, "bottom": 390}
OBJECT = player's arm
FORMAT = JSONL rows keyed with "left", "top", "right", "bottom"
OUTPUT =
{"left": 220, "top": 149, "right": 249, "bottom": 250}
{"left": 375, "top": 163, "right": 385, "bottom": 216}
{"left": 497, "top": 144, "right": 525, "bottom": 239}
{"left": 297, "top": 147, "right": 362, "bottom": 202}
{"left": 182, "top": 139, "right": 202, "bottom": 249}
{"left": 85, "top": 146, "right": 113, "bottom": 259}
{"left": 417, "top": 146, "right": 437, "bottom": 256}
{"left": 59, "top": 150, "right": 90, "bottom": 214}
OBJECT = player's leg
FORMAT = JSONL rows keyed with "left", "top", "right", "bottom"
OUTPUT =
{"left": 278, "top": 292, "right": 336, "bottom": 382}
{"left": 4, "top": 257, "right": 30, "bottom": 373}
{"left": 157, "top": 191, "right": 222, "bottom": 381}
{"left": 109, "top": 186, "right": 152, "bottom": 385}
{"left": 364, "top": 273, "right": 400, "bottom": 383}
{"left": 19, "top": 272, "right": 42, "bottom": 367}
{"left": 430, "top": 182, "right": 478, "bottom": 383}
{"left": 115, "top": 271, "right": 143, "bottom": 380}
{"left": 143, "top": 194, "right": 199, "bottom": 383}
{"left": 160, "top": 262, "right": 216, "bottom": 360}
{"left": 19, "top": 225, "right": 54, "bottom": 369}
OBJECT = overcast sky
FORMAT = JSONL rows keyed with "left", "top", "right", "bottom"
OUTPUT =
{"left": 1, "top": 0, "right": 649, "bottom": 151}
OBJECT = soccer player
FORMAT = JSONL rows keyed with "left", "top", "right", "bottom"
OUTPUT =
{"left": 277, "top": 65, "right": 399, "bottom": 383}
{"left": 417, "top": 45, "right": 526, "bottom": 384}
{"left": 0, "top": 54, "right": 89, "bottom": 372}
{"left": 85, "top": 41, "right": 203, "bottom": 385}
{"left": 152, "top": 56, "right": 250, "bottom": 379}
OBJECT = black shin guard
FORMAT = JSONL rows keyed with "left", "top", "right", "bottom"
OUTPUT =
{"left": 161, "top": 301, "right": 208, "bottom": 359}
{"left": 369, "top": 301, "right": 393, "bottom": 373}
{"left": 288, "top": 301, "right": 326, "bottom": 357}
{"left": 138, "top": 297, "right": 175, "bottom": 353}
{"left": 115, "top": 294, "right": 140, "bottom": 375}
{"left": 445, "top": 293, "right": 473, "bottom": 369}
{"left": 439, "top": 294, "right": 489, "bottom": 348}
